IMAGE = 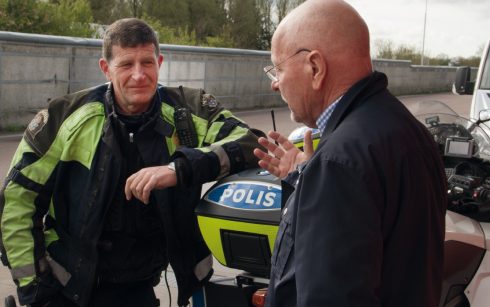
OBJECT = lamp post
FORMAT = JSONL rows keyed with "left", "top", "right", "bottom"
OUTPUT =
{"left": 421, "top": 0, "right": 428, "bottom": 65}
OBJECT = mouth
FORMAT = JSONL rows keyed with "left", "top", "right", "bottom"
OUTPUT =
{"left": 127, "top": 85, "right": 151, "bottom": 93}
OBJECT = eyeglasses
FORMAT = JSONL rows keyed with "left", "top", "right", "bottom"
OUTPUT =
{"left": 263, "top": 48, "right": 311, "bottom": 82}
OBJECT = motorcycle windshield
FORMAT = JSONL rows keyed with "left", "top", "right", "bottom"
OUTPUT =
{"left": 405, "top": 100, "right": 490, "bottom": 161}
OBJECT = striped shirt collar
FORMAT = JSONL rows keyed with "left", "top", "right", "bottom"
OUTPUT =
{"left": 316, "top": 96, "right": 343, "bottom": 134}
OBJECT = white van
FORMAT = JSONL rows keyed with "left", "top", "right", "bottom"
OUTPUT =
{"left": 454, "top": 40, "right": 490, "bottom": 120}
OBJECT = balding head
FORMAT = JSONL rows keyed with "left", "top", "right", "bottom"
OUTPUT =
{"left": 274, "top": 0, "right": 370, "bottom": 58}
{"left": 271, "top": 0, "right": 372, "bottom": 114}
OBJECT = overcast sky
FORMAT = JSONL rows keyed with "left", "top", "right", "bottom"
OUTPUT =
{"left": 345, "top": 0, "right": 490, "bottom": 58}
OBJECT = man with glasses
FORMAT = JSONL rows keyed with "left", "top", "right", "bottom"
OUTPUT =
{"left": 254, "top": 0, "right": 446, "bottom": 306}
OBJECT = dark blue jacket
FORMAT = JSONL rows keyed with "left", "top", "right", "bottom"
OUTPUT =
{"left": 266, "top": 72, "right": 446, "bottom": 307}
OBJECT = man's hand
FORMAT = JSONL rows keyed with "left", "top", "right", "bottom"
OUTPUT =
{"left": 253, "top": 129, "right": 314, "bottom": 179}
{"left": 125, "top": 165, "right": 177, "bottom": 204}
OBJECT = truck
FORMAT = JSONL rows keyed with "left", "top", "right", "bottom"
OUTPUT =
{"left": 453, "top": 40, "right": 490, "bottom": 119}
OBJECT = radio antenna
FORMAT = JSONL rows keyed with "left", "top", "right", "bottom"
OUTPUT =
{"left": 270, "top": 109, "right": 277, "bottom": 132}
{"left": 270, "top": 109, "right": 279, "bottom": 145}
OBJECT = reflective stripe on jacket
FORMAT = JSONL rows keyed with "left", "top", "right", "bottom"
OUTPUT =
{"left": 0, "top": 83, "right": 260, "bottom": 306}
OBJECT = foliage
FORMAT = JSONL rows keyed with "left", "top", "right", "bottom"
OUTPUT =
{"left": 275, "top": 0, "right": 304, "bottom": 21}
{"left": 187, "top": 0, "right": 227, "bottom": 44}
{"left": 374, "top": 39, "right": 481, "bottom": 67}
{"left": 88, "top": 0, "right": 305, "bottom": 50}
{"left": 0, "top": 0, "right": 96, "bottom": 37}
{"left": 0, "top": 0, "right": 51, "bottom": 33}
{"left": 228, "top": 0, "right": 261, "bottom": 49}
{"left": 0, "top": 0, "right": 481, "bottom": 62}
{"left": 143, "top": 0, "right": 189, "bottom": 30}
{"left": 45, "top": 0, "right": 95, "bottom": 37}
{"left": 143, "top": 14, "right": 196, "bottom": 46}
{"left": 257, "top": 0, "right": 274, "bottom": 50}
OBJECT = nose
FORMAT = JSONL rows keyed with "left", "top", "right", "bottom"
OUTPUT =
{"left": 132, "top": 64, "right": 146, "bottom": 81}
{"left": 271, "top": 80, "right": 279, "bottom": 92}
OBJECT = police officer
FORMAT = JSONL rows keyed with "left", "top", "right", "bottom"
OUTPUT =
{"left": 0, "top": 18, "right": 261, "bottom": 307}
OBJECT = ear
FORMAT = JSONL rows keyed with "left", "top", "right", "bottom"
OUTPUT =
{"left": 99, "top": 58, "right": 111, "bottom": 81}
{"left": 307, "top": 51, "right": 327, "bottom": 90}
{"left": 158, "top": 54, "right": 164, "bottom": 67}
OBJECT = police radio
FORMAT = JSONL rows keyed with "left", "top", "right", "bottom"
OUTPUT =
{"left": 174, "top": 86, "right": 199, "bottom": 148}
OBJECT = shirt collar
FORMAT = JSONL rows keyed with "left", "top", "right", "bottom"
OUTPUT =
{"left": 316, "top": 96, "right": 342, "bottom": 134}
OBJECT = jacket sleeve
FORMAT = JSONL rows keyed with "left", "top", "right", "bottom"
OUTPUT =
{"left": 168, "top": 87, "right": 264, "bottom": 186}
{"left": 0, "top": 137, "right": 61, "bottom": 305}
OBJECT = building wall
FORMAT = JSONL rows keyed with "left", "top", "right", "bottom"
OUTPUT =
{"left": 0, "top": 31, "right": 468, "bottom": 129}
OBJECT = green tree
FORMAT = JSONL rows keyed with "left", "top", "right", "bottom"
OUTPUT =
{"left": 394, "top": 44, "right": 421, "bottom": 64}
{"left": 0, "top": 0, "right": 50, "bottom": 33}
{"left": 374, "top": 39, "right": 395, "bottom": 59}
{"left": 127, "top": 0, "right": 143, "bottom": 18}
{"left": 187, "top": 0, "right": 227, "bottom": 44}
{"left": 44, "top": 0, "right": 95, "bottom": 37}
{"left": 456, "top": 56, "right": 481, "bottom": 68}
{"left": 257, "top": 0, "right": 274, "bottom": 50}
{"left": 276, "top": 0, "right": 288, "bottom": 22}
{"left": 431, "top": 53, "right": 450, "bottom": 66}
{"left": 228, "top": 0, "right": 261, "bottom": 49}
{"left": 373, "top": 39, "right": 481, "bottom": 67}
{"left": 275, "top": 0, "right": 304, "bottom": 23}
{"left": 88, "top": 0, "right": 117, "bottom": 24}
{"left": 144, "top": 0, "right": 189, "bottom": 29}
{"left": 0, "top": 0, "right": 95, "bottom": 37}
{"left": 143, "top": 14, "right": 196, "bottom": 46}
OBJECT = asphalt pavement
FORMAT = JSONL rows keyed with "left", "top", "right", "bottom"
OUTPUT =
{"left": 0, "top": 92, "right": 472, "bottom": 306}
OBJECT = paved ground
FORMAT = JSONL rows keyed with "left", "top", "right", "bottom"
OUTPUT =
{"left": 0, "top": 92, "right": 472, "bottom": 306}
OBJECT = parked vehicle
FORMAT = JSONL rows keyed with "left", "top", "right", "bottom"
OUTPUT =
{"left": 453, "top": 40, "right": 490, "bottom": 120}
{"left": 409, "top": 100, "right": 490, "bottom": 307}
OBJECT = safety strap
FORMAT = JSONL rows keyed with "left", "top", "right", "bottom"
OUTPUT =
{"left": 6, "top": 168, "right": 44, "bottom": 194}
{"left": 215, "top": 116, "right": 249, "bottom": 142}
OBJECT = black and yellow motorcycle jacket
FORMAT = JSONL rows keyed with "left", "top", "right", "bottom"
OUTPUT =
{"left": 0, "top": 83, "right": 261, "bottom": 306}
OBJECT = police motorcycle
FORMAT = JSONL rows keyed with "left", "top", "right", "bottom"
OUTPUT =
{"left": 408, "top": 100, "right": 490, "bottom": 307}
{"left": 190, "top": 99, "right": 490, "bottom": 307}
{"left": 191, "top": 129, "right": 322, "bottom": 307}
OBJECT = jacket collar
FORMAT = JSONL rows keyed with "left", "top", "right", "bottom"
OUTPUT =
{"left": 101, "top": 83, "right": 173, "bottom": 158}
{"left": 322, "top": 71, "right": 388, "bottom": 137}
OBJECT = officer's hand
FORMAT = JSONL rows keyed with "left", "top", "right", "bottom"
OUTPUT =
{"left": 253, "top": 130, "right": 313, "bottom": 179}
{"left": 125, "top": 165, "right": 177, "bottom": 204}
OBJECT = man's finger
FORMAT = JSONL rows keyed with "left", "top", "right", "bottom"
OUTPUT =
{"left": 254, "top": 148, "right": 269, "bottom": 160}
{"left": 258, "top": 137, "right": 281, "bottom": 154}
{"left": 142, "top": 177, "right": 155, "bottom": 205}
{"left": 303, "top": 129, "right": 314, "bottom": 157}
{"left": 125, "top": 174, "right": 136, "bottom": 200}
{"left": 134, "top": 172, "right": 152, "bottom": 202}
{"left": 269, "top": 131, "right": 296, "bottom": 151}
{"left": 258, "top": 160, "right": 279, "bottom": 176}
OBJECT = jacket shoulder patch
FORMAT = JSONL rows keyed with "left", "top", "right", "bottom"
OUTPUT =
{"left": 27, "top": 109, "right": 49, "bottom": 138}
{"left": 202, "top": 94, "right": 218, "bottom": 108}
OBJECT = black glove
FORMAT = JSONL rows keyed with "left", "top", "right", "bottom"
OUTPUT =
{"left": 18, "top": 271, "right": 61, "bottom": 306}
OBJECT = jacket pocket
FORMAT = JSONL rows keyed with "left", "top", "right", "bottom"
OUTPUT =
{"left": 271, "top": 206, "right": 294, "bottom": 279}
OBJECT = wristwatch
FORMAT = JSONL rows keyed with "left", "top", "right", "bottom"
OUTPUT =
{"left": 167, "top": 162, "right": 176, "bottom": 172}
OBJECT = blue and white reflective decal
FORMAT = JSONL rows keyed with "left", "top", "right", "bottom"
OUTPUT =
{"left": 205, "top": 181, "right": 281, "bottom": 210}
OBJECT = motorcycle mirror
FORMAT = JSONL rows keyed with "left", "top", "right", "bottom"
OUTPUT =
{"left": 479, "top": 109, "right": 490, "bottom": 122}
{"left": 453, "top": 66, "right": 474, "bottom": 95}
